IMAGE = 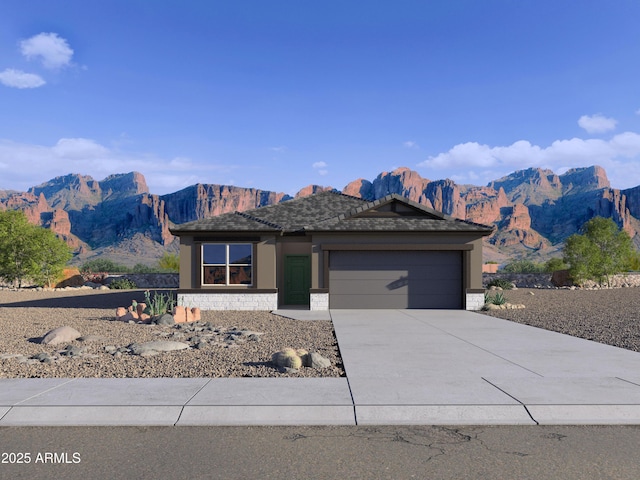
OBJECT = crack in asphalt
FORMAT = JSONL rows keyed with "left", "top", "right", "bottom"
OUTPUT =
{"left": 282, "top": 425, "right": 536, "bottom": 464}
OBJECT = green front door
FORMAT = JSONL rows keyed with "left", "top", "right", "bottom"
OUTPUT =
{"left": 284, "top": 255, "right": 311, "bottom": 305}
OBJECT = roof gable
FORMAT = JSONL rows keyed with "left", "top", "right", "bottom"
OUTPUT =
{"left": 347, "top": 195, "right": 446, "bottom": 220}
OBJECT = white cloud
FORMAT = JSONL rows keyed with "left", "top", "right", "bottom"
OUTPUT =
{"left": 418, "top": 132, "right": 640, "bottom": 189}
{"left": 269, "top": 146, "right": 287, "bottom": 153}
{"left": 403, "top": 141, "right": 419, "bottom": 149}
{"left": 0, "top": 138, "right": 242, "bottom": 195}
{"left": 0, "top": 68, "right": 45, "bottom": 88}
{"left": 52, "top": 138, "right": 109, "bottom": 159}
{"left": 578, "top": 114, "right": 618, "bottom": 134}
{"left": 20, "top": 33, "right": 74, "bottom": 70}
{"left": 312, "top": 161, "right": 328, "bottom": 176}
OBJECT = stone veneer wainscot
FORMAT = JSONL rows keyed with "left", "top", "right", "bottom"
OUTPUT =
{"left": 178, "top": 293, "right": 278, "bottom": 311}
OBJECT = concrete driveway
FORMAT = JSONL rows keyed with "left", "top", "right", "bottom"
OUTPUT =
{"left": 330, "top": 309, "right": 640, "bottom": 425}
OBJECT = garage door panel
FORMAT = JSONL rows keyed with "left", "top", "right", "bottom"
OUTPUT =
{"left": 331, "top": 251, "right": 458, "bottom": 268}
{"left": 329, "top": 251, "right": 463, "bottom": 309}
{"left": 331, "top": 271, "right": 461, "bottom": 282}
{"left": 330, "top": 293, "right": 462, "bottom": 309}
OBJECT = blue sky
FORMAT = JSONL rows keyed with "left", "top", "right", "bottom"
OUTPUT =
{"left": 1, "top": 0, "right": 640, "bottom": 195}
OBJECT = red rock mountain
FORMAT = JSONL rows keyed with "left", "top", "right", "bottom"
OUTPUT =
{"left": 1, "top": 166, "right": 638, "bottom": 266}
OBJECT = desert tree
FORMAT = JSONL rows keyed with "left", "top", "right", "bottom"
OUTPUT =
{"left": 0, "top": 210, "right": 72, "bottom": 287}
{"left": 30, "top": 226, "right": 73, "bottom": 287}
{"left": 563, "top": 216, "right": 635, "bottom": 287}
{"left": 157, "top": 252, "right": 179, "bottom": 272}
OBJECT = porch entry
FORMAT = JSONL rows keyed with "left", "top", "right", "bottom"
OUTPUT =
{"left": 284, "top": 255, "right": 311, "bottom": 305}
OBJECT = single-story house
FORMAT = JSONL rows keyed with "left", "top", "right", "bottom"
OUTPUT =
{"left": 169, "top": 191, "right": 493, "bottom": 311}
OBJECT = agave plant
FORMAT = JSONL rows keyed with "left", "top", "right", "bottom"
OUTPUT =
{"left": 491, "top": 292, "right": 507, "bottom": 306}
{"left": 143, "top": 290, "right": 176, "bottom": 316}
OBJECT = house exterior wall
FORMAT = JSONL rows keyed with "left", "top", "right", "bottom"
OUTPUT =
{"left": 177, "top": 231, "right": 486, "bottom": 311}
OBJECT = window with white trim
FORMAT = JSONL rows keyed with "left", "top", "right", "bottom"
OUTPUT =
{"left": 202, "top": 243, "right": 253, "bottom": 286}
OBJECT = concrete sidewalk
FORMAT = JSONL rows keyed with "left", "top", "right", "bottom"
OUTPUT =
{"left": 3, "top": 310, "right": 640, "bottom": 426}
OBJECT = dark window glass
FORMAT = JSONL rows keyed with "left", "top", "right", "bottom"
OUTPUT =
{"left": 203, "top": 266, "right": 226, "bottom": 285}
{"left": 229, "top": 244, "right": 252, "bottom": 264}
{"left": 229, "top": 266, "right": 252, "bottom": 285}
{"left": 203, "top": 244, "right": 226, "bottom": 264}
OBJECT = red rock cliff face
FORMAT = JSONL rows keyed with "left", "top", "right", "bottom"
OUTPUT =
{"left": 342, "top": 178, "right": 374, "bottom": 199}
{"left": 295, "top": 185, "right": 335, "bottom": 198}
{"left": 0, "top": 192, "right": 86, "bottom": 251}
{"left": 463, "top": 187, "right": 509, "bottom": 225}
{"left": 424, "top": 179, "right": 465, "bottom": 218}
{"left": 1, "top": 192, "right": 50, "bottom": 224}
{"left": 162, "top": 184, "right": 292, "bottom": 224}
{"left": 371, "top": 167, "right": 431, "bottom": 203}
{"left": 3, "top": 166, "right": 639, "bottom": 264}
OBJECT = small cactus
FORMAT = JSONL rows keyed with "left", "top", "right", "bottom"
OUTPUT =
{"left": 272, "top": 348, "right": 303, "bottom": 369}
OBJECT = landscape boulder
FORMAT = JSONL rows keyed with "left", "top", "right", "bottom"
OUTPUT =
{"left": 153, "top": 313, "right": 176, "bottom": 326}
{"left": 272, "top": 348, "right": 332, "bottom": 370}
{"left": 172, "top": 306, "right": 201, "bottom": 323}
{"left": 41, "top": 326, "right": 82, "bottom": 345}
{"left": 128, "top": 341, "right": 190, "bottom": 356}
{"left": 307, "top": 352, "right": 332, "bottom": 369}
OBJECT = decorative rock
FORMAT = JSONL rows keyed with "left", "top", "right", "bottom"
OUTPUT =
{"left": 41, "top": 326, "right": 82, "bottom": 345}
{"left": 172, "top": 306, "right": 201, "bottom": 323}
{"left": 78, "top": 335, "right": 109, "bottom": 343}
{"left": 116, "top": 307, "right": 138, "bottom": 322}
{"left": 0, "top": 354, "right": 24, "bottom": 360}
{"left": 308, "top": 352, "right": 331, "bottom": 369}
{"left": 32, "top": 352, "right": 53, "bottom": 363}
{"left": 128, "top": 341, "right": 190, "bottom": 356}
{"left": 173, "top": 306, "right": 187, "bottom": 323}
{"left": 59, "top": 345, "right": 83, "bottom": 357}
{"left": 154, "top": 313, "right": 175, "bottom": 326}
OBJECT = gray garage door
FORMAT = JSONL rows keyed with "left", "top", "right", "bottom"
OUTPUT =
{"left": 329, "top": 250, "right": 462, "bottom": 309}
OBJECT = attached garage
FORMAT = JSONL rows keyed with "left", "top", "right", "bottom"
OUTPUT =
{"left": 329, "top": 250, "right": 463, "bottom": 309}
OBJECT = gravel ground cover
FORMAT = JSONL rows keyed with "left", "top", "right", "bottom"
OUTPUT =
{"left": 481, "top": 287, "right": 640, "bottom": 352}
{"left": 0, "top": 289, "right": 343, "bottom": 379}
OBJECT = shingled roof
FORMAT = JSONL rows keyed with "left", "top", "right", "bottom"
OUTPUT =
{"left": 169, "top": 191, "right": 494, "bottom": 235}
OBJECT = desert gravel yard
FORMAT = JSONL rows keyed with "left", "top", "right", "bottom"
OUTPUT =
{"left": 482, "top": 287, "right": 640, "bottom": 352}
{"left": 0, "top": 289, "right": 343, "bottom": 379}
{"left": 1, "top": 286, "right": 639, "bottom": 379}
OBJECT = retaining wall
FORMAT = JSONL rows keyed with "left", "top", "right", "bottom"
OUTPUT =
{"left": 483, "top": 272, "right": 640, "bottom": 289}
{"left": 104, "top": 274, "right": 179, "bottom": 289}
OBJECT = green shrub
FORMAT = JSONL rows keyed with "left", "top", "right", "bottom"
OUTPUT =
{"left": 486, "top": 278, "right": 514, "bottom": 290}
{"left": 132, "top": 263, "right": 154, "bottom": 273}
{"left": 157, "top": 253, "right": 180, "bottom": 273}
{"left": 143, "top": 290, "right": 176, "bottom": 316}
{"left": 81, "top": 259, "right": 130, "bottom": 274}
{"left": 501, "top": 260, "right": 545, "bottom": 273}
{"left": 109, "top": 278, "right": 137, "bottom": 290}
{"left": 626, "top": 251, "right": 640, "bottom": 271}
{"left": 544, "top": 257, "right": 568, "bottom": 272}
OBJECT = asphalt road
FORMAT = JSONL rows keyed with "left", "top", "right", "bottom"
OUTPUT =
{"left": 1, "top": 425, "right": 640, "bottom": 479}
